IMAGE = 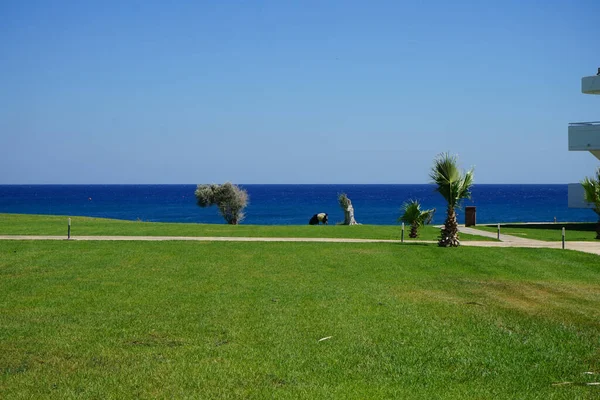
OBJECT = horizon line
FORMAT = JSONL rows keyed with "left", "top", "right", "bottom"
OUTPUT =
{"left": 0, "top": 182, "right": 578, "bottom": 186}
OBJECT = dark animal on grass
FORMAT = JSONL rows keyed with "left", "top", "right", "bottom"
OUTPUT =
{"left": 309, "top": 213, "right": 328, "bottom": 225}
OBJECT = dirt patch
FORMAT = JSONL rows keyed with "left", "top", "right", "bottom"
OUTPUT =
{"left": 470, "top": 281, "right": 600, "bottom": 322}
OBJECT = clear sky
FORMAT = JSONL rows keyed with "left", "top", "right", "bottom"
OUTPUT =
{"left": 1, "top": 0, "right": 599, "bottom": 184}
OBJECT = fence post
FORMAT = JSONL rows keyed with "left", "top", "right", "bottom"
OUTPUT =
{"left": 562, "top": 227, "right": 565, "bottom": 250}
{"left": 68, "top": 218, "right": 71, "bottom": 240}
{"left": 497, "top": 223, "right": 500, "bottom": 240}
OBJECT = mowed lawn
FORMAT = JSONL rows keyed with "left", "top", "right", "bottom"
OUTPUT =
{"left": 1, "top": 240, "right": 599, "bottom": 399}
{"left": 474, "top": 223, "right": 599, "bottom": 242}
{"left": 0, "top": 213, "right": 492, "bottom": 241}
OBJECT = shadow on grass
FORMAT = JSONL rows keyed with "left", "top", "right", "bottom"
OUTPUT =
{"left": 482, "top": 223, "right": 597, "bottom": 233}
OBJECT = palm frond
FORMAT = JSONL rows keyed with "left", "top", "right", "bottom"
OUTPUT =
{"left": 581, "top": 167, "right": 600, "bottom": 215}
{"left": 456, "top": 168, "right": 475, "bottom": 205}
{"left": 399, "top": 199, "right": 435, "bottom": 226}
{"left": 430, "top": 152, "right": 474, "bottom": 208}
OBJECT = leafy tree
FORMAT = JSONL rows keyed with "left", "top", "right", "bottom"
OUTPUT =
{"left": 195, "top": 182, "right": 248, "bottom": 225}
{"left": 430, "top": 152, "right": 474, "bottom": 247}
{"left": 581, "top": 167, "right": 600, "bottom": 239}
{"left": 399, "top": 199, "right": 435, "bottom": 238}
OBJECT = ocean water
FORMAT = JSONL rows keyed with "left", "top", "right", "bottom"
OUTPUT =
{"left": 0, "top": 184, "right": 594, "bottom": 225}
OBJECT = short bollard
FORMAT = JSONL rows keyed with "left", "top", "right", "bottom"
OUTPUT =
{"left": 497, "top": 223, "right": 500, "bottom": 240}
{"left": 562, "top": 227, "right": 565, "bottom": 250}
{"left": 68, "top": 218, "right": 71, "bottom": 240}
{"left": 401, "top": 223, "right": 405, "bottom": 243}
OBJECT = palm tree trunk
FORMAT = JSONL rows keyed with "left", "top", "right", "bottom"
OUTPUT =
{"left": 410, "top": 223, "right": 419, "bottom": 238}
{"left": 439, "top": 205, "right": 460, "bottom": 247}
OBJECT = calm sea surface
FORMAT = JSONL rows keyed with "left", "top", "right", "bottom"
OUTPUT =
{"left": 0, "top": 184, "right": 594, "bottom": 225}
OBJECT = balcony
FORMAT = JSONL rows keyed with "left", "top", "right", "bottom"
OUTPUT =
{"left": 568, "top": 121, "right": 600, "bottom": 160}
{"left": 582, "top": 75, "right": 600, "bottom": 94}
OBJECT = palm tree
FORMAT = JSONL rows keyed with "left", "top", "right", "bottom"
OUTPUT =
{"left": 581, "top": 167, "right": 600, "bottom": 239}
{"left": 399, "top": 200, "right": 435, "bottom": 238}
{"left": 429, "top": 153, "right": 474, "bottom": 247}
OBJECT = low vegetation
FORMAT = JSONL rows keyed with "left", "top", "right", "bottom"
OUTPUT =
{"left": 1, "top": 240, "right": 599, "bottom": 398}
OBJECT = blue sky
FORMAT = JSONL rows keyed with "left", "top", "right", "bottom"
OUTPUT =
{"left": 1, "top": 0, "right": 599, "bottom": 184}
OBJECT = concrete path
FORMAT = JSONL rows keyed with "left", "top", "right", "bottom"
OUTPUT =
{"left": 0, "top": 235, "right": 408, "bottom": 244}
{"left": 459, "top": 226, "right": 536, "bottom": 244}
{"left": 458, "top": 226, "right": 600, "bottom": 255}
{"left": 0, "top": 233, "right": 599, "bottom": 256}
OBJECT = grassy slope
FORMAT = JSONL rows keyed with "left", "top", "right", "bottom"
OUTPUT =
{"left": 474, "top": 223, "right": 599, "bottom": 242}
{"left": 1, "top": 240, "right": 599, "bottom": 399}
{"left": 0, "top": 213, "right": 492, "bottom": 241}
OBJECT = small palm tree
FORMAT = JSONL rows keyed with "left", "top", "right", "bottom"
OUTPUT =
{"left": 399, "top": 200, "right": 435, "bottom": 238}
{"left": 581, "top": 167, "right": 600, "bottom": 239}
{"left": 430, "top": 152, "right": 474, "bottom": 247}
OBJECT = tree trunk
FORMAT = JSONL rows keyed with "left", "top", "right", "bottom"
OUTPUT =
{"left": 409, "top": 223, "right": 419, "bottom": 238}
{"left": 439, "top": 205, "right": 460, "bottom": 247}
{"left": 596, "top": 217, "right": 600, "bottom": 240}
{"left": 343, "top": 203, "right": 359, "bottom": 225}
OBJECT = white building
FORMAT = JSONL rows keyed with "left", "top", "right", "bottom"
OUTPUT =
{"left": 568, "top": 70, "right": 600, "bottom": 208}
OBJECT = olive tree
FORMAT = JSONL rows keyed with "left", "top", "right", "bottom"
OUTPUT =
{"left": 338, "top": 193, "right": 359, "bottom": 225}
{"left": 195, "top": 182, "right": 248, "bottom": 225}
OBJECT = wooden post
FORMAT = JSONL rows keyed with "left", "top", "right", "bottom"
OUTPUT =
{"left": 68, "top": 218, "right": 71, "bottom": 240}
{"left": 562, "top": 227, "right": 565, "bottom": 250}
{"left": 497, "top": 223, "right": 500, "bottom": 240}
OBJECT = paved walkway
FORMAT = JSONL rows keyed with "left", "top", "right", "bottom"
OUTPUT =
{"left": 459, "top": 226, "right": 538, "bottom": 244}
{"left": 1, "top": 232, "right": 599, "bottom": 256}
{"left": 458, "top": 226, "right": 600, "bottom": 255}
{"left": 0, "top": 235, "right": 405, "bottom": 244}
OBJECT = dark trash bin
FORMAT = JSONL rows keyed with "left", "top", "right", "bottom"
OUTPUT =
{"left": 465, "top": 206, "right": 476, "bottom": 227}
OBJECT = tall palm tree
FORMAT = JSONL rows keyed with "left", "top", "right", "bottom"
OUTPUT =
{"left": 399, "top": 200, "right": 435, "bottom": 238}
{"left": 581, "top": 167, "right": 600, "bottom": 239}
{"left": 429, "top": 153, "right": 474, "bottom": 247}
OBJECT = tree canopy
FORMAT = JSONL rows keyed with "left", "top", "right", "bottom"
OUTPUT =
{"left": 195, "top": 182, "right": 249, "bottom": 225}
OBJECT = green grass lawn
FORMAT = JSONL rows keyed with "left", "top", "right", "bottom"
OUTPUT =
{"left": 1, "top": 240, "right": 599, "bottom": 399}
{"left": 0, "top": 213, "right": 492, "bottom": 241}
{"left": 474, "top": 223, "right": 599, "bottom": 242}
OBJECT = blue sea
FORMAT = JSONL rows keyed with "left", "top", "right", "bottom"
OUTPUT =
{"left": 0, "top": 184, "right": 594, "bottom": 225}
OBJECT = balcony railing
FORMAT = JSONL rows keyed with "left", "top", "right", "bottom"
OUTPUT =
{"left": 569, "top": 121, "right": 600, "bottom": 126}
